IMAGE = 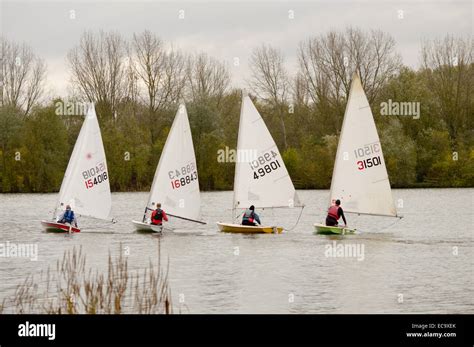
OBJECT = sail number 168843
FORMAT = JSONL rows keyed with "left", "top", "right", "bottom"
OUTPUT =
{"left": 171, "top": 171, "right": 198, "bottom": 189}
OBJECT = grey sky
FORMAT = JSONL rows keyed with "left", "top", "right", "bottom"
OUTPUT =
{"left": 1, "top": 0, "right": 472, "bottom": 98}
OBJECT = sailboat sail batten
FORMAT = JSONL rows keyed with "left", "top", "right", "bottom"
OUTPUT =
{"left": 329, "top": 75, "right": 397, "bottom": 217}
{"left": 233, "top": 96, "right": 301, "bottom": 209}
{"left": 146, "top": 104, "right": 201, "bottom": 221}
{"left": 56, "top": 105, "right": 112, "bottom": 220}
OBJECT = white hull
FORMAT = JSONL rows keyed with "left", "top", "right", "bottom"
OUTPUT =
{"left": 132, "top": 220, "right": 163, "bottom": 233}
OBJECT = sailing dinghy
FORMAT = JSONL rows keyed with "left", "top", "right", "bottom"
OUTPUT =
{"left": 315, "top": 74, "right": 399, "bottom": 235}
{"left": 132, "top": 103, "right": 205, "bottom": 232}
{"left": 217, "top": 94, "right": 302, "bottom": 234}
{"left": 41, "top": 104, "right": 112, "bottom": 233}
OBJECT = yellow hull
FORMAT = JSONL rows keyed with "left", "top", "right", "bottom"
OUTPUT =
{"left": 217, "top": 222, "right": 283, "bottom": 234}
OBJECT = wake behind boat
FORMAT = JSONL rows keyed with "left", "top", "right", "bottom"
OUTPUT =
{"left": 133, "top": 103, "right": 205, "bottom": 233}
{"left": 314, "top": 74, "right": 399, "bottom": 235}
{"left": 40, "top": 104, "right": 112, "bottom": 233}
{"left": 217, "top": 93, "right": 302, "bottom": 234}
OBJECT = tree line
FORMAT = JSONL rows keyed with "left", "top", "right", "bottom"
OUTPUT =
{"left": 0, "top": 28, "right": 472, "bottom": 193}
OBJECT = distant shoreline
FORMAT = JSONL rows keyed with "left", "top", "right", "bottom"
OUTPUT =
{"left": 1, "top": 186, "right": 473, "bottom": 195}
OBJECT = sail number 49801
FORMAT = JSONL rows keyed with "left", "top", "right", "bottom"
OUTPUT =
{"left": 250, "top": 150, "right": 281, "bottom": 179}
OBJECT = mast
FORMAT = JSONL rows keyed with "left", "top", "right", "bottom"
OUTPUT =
{"left": 232, "top": 91, "right": 301, "bottom": 213}
{"left": 55, "top": 103, "right": 112, "bottom": 221}
{"left": 146, "top": 103, "right": 203, "bottom": 223}
{"left": 232, "top": 89, "right": 247, "bottom": 221}
{"left": 329, "top": 73, "right": 397, "bottom": 217}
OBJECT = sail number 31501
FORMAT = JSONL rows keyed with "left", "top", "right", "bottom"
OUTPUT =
{"left": 357, "top": 156, "right": 382, "bottom": 170}
{"left": 354, "top": 143, "right": 382, "bottom": 171}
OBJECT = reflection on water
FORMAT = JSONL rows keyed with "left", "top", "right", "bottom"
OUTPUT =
{"left": 0, "top": 189, "right": 473, "bottom": 313}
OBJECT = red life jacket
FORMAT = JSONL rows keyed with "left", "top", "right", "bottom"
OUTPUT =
{"left": 327, "top": 205, "right": 340, "bottom": 220}
{"left": 151, "top": 209, "right": 164, "bottom": 225}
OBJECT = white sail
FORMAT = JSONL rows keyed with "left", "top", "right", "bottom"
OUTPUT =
{"left": 329, "top": 74, "right": 397, "bottom": 217}
{"left": 146, "top": 104, "right": 201, "bottom": 221}
{"left": 233, "top": 95, "right": 301, "bottom": 209}
{"left": 56, "top": 104, "right": 112, "bottom": 220}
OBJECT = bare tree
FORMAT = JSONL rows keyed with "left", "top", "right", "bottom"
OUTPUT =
{"left": 124, "top": 54, "right": 139, "bottom": 107}
{"left": 68, "top": 31, "right": 127, "bottom": 118}
{"left": 132, "top": 30, "right": 186, "bottom": 113}
{"left": 186, "top": 53, "right": 230, "bottom": 106}
{"left": 298, "top": 27, "right": 402, "bottom": 105}
{"left": 292, "top": 72, "right": 310, "bottom": 107}
{"left": 421, "top": 35, "right": 473, "bottom": 145}
{"left": 248, "top": 44, "right": 289, "bottom": 104}
{"left": 248, "top": 44, "right": 290, "bottom": 149}
{"left": 1, "top": 37, "right": 46, "bottom": 115}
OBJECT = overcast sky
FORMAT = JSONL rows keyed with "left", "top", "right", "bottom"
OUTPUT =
{"left": 1, "top": 0, "right": 472, "bottom": 98}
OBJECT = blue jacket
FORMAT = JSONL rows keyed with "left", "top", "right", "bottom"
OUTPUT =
{"left": 242, "top": 209, "right": 261, "bottom": 224}
{"left": 58, "top": 209, "right": 78, "bottom": 226}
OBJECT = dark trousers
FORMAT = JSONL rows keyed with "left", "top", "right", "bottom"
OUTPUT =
{"left": 325, "top": 216, "right": 338, "bottom": 226}
{"left": 242, "top": 220, "right": 257, "bottom": 226}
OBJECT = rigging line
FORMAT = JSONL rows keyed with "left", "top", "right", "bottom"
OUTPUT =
{"left": 260, "top": 205, "right": 305, "bottom": 210}
{"left": 377, "top": 216, "right": 403, "bottom": 232}
{"left": 283, "top": 205, "right": 305, "bottom": 232}
{"left": 233, "top": 210, "right": 244, "bottom": 222}
{"left": 356, "top": 216, "right": 402, "bottom": 234}
{"left": 74, "top": 215, "right": 117, "bottom": 225}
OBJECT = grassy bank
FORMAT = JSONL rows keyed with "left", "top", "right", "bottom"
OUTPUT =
{"left": 1, "top": 243, "right": 171, "bottom": 314}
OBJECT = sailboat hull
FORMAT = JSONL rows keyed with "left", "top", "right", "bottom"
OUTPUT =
{"left": 314, "top": 223, "right": 355, "bottom": 235}
{"left": 217, "top": 222, "right": 283, "bottom": 234}
{"left": 41, "top": 220, "right": 81, "bottom": 233}
{"left": 132, "top": 220, "right": 163, "bottom": 233}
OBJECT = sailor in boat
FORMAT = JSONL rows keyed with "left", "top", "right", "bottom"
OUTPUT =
{"left": 241, "top": 205, "right": 261, "bottom": 226}
{"left": 150, "top": 203, "right": 169, "bottom": 226}
{"left": 325, "top": 199, "right": 347, "bottom": 227}
{"left": 57, "top": 205, "right": 78, "bottom": 228}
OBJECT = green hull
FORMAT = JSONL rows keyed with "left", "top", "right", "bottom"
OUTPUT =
{"left": 314, "top": 223, "right": 356, "bottom": 235}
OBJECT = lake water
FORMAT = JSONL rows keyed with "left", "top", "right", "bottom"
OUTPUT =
{"left": 0, "top": 189, "right": 473, "bottom": 313}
